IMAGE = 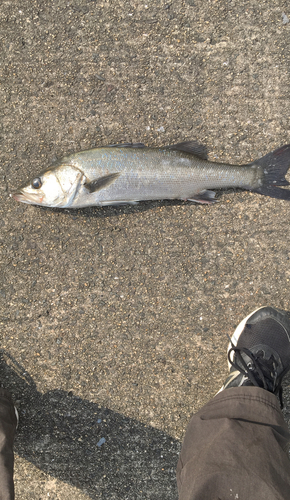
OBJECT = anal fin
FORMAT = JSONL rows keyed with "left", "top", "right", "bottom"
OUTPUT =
{"left": 187, "top": 190, "right": 217, "bottom": 204}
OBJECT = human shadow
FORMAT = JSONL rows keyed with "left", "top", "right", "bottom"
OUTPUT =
{"left": 0, "top": 351, "right": 181, "bottom": 499}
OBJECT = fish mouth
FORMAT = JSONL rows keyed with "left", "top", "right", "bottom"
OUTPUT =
{"left": 11, "top": 191, "right": 44, "bottom": 205}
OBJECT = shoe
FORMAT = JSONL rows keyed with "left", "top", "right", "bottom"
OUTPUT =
{"left": 218, "top": 306, "right": 290, "bottom": 407}
{"left": 0, "top": 351, "right": 32, "bottom": 430}
{"left": 0, "top": 386, "right": 19, "bottom": 429}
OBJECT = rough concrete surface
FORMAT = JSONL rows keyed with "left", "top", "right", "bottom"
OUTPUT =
{"left": 1, "top": 0, "right": 290, "bottom": 498}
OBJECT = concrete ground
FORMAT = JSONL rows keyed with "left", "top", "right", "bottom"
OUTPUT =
{"left": 1, "top": 0, "right": 290, "bottom": 498}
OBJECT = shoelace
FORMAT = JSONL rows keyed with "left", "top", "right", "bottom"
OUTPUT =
{"left": 228, "top": 344, "right": 284, "bottom": 408}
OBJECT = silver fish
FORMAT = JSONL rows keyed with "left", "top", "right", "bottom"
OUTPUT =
{"left": 11, "top": 141, "right": 290, "bottom": 208}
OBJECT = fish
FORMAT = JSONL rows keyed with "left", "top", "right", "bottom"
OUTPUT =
{"left": 11, "top": 141, "right": 290, "bottom": 208}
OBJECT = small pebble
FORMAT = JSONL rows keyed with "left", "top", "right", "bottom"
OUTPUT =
{"left": 97, "top": 437, "right": 106, "bottom": 447}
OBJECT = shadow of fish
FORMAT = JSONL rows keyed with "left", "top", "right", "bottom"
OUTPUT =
{"left": 11, "top": 141, "right": 290, "bottom": 208}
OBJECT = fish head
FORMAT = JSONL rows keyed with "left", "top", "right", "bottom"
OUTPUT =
{"left": 11, "top": 165, "right": 84, "bottom": 208}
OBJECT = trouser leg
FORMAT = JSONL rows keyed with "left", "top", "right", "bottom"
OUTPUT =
{"left": 177, "top": 386, "right": 290, "bottom": 500}
{"left": 0, "top": 389, "right": 17, "bottom": 500}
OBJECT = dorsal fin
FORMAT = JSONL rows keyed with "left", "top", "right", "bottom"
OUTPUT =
{"left": 165, "top": 141, "right": 208, "bottom": 160}
{"left": 99, "top": 141, "right": 207, "bottom": 159}
{"left": 106, "top": 142, "right": 146, "bottom": 148}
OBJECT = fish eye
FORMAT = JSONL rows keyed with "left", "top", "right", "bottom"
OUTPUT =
{"left": 32, "top": 177, "right": 42, "bottom": 189}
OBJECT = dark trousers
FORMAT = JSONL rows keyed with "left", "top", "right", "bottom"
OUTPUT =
{"left": 0, "top": 389, "right": 17, "bottom": 500}
{"left": 0, "top": 386, "right": 290, "bottom": 499}
{"left": 177, "top": 386, "right": 290, "bottom": 500}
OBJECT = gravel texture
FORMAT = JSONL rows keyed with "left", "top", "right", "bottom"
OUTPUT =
{"left": 1, "top": 0, "right": 290, "bottom": 498}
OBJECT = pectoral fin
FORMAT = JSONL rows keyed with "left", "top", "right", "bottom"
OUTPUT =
{"left": 84, "top": 172, "right": 120, "bottom": 193}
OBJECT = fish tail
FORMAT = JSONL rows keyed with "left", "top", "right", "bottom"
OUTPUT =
{"left": 252, "top": 144, "right": 290, "bottom": 200}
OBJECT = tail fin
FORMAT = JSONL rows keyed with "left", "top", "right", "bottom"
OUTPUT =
{"left": 252, "top": 144, "right": 290, "bottom": 200}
